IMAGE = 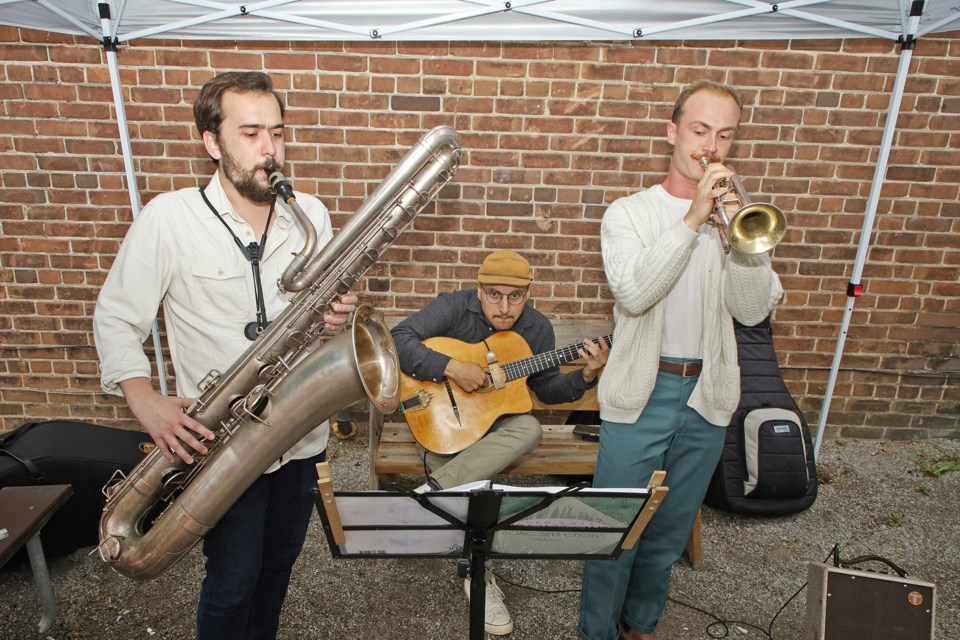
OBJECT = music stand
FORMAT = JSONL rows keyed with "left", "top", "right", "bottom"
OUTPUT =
{"left": 314, "top": 463, "right": 668, "bottom": 640}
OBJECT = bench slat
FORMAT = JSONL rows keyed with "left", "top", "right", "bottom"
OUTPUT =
{"left": 377, "top": 423, "right": 598, "bottom": 476}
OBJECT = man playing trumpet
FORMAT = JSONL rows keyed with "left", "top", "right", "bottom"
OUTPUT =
{"left": 577, "top": 80, "right": 783, "bottom": 640}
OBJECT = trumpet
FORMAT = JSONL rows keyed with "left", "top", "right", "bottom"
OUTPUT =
{"left": 695, "top": 155, "right": 786, "bottom": 255}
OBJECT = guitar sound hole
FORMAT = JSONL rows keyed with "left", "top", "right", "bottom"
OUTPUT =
{"left": 443, "top": 381, "right": 459, "bottom": 419}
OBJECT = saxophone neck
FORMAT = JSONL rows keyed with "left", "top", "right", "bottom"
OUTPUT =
{"left": 278, "top": 196, "right": 318, "bottom": 293}
{"left": 268, "top": 171, "right": 319, "bottom": 294}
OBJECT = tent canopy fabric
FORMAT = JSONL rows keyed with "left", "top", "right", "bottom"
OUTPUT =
{"left": 1, "top": 0, "right": 958, "bottom": 43}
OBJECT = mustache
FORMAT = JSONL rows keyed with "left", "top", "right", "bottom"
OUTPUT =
{"left": 258, "top": 158, "right": 280, "bottom": 173}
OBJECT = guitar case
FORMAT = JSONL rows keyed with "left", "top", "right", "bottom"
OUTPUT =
{"left": 704, "top": 318, "right": 818, "bottom": 516}
{"left": 0, "top": 420, "right": 151, "bottom": 560}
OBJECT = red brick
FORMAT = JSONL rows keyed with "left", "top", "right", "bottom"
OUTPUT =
{"left": 0, "top": 34, "right": 957, "bottom": 439}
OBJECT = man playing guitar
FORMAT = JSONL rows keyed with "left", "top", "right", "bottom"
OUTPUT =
{"left": 391, "top": 249, "right": 608, "bottom": 636}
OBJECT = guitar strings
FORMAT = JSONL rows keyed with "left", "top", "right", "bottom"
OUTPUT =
{"left": 501, "top": 336, "right": 613, "bottom": 380}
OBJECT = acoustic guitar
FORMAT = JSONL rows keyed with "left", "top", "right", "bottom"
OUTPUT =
{"left": 398, "top": 331, "right": 612, "bottom": 454}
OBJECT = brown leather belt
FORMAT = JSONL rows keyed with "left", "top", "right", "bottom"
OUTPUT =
{"left": 658, "top": 359, "right": 702, "bottom": 377}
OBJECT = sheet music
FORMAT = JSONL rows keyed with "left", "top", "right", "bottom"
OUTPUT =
{"left": 490, "top": 484, "right": 650, "bottom": 495}
{"left": 322, "top": 484, "right": 652, "bottom": 557}
{"left": 493, "top": 492, "right": 644, "bottom": 555}
{"left": 336, "top": 528, "right": 465, "bottom": 556}
{"left": 337, "top": 494, "right": 469, "bottom": 525}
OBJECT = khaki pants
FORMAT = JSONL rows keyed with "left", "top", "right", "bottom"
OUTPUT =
{"left": 423, "top": 413, "right": 542, "bottom": 583}
{"left": 424, "top": 412, "right": 542, "bottom": 489}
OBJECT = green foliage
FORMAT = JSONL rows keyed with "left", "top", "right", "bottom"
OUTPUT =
{"left": 883, "top": 512, "right": 905, "bottom": 528}
{"left": 913, "top": 450, "right": 960, "bottom": 478}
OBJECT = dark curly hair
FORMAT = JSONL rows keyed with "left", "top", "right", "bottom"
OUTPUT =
{"left": 193, "top": 71, "right": 285, "bottom": 136}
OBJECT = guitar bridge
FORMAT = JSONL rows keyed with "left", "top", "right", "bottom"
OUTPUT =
{"left": 487, "top": 363, "right": 506, "bottom": 389}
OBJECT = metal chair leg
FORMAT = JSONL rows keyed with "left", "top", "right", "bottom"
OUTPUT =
{"left": 25, "top": 533, "right": 57, "bottom": 633}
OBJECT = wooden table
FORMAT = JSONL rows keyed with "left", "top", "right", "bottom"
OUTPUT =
{"left": 0, "top": 484, "right": 74, "bottom": 633}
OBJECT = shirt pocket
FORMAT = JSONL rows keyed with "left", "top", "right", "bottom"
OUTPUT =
{"left": 189, "top": 259, "right": 250, "bottom": 319}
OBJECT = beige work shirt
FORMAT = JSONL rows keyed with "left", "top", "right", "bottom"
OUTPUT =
{"left": 94, "top": 174, "right": 334, "bottom": 471}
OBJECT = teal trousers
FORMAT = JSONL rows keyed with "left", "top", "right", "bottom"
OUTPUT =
{"left": 578, "top": 367, "right": 725, "bottom": 640}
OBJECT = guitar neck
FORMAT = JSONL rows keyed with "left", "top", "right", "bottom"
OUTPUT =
{"left": 501, "top": 334, "right": 612, "bottom": 382}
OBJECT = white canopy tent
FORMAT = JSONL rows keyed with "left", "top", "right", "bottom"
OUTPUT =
{"left": 2, "top": 1, "right": 958, "bottom": 41}
{"left": 1, "top": 0, "right": 957, "bottom": 454}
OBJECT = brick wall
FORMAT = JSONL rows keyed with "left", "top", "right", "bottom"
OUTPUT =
{"left": 0, "top": 28, "right": 957, "bottom": 439}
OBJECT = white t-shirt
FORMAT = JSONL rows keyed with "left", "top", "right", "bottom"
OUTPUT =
{"left": 650, "top": 184, "right": 714, "bottom": 360}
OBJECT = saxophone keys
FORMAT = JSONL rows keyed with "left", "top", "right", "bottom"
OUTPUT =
{"left": 96, "top": 535, "right": 123, "bottom": 562}
{"left": 198, "top": 369, "right": 222, "bottom": 392}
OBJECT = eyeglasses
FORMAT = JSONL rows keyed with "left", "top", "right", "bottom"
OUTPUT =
{"left": 481, "top": 287, "right": 527, "bottom": 306}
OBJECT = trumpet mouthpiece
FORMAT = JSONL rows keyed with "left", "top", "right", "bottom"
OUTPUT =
{"left": 691, "top": 153, "right": 721, "bottom": 166}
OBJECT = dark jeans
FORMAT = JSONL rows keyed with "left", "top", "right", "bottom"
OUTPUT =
{"left": 196, "top": 450, "right": 326, "bottom": 640}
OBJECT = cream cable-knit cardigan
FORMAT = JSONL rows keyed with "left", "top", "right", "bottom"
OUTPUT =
{"left": 599, "top": 187, "right": 784, "bottom": 427}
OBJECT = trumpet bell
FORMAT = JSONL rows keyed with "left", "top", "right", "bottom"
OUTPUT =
{"left": 726, "top": 203, "right": 787, "bottom": 255}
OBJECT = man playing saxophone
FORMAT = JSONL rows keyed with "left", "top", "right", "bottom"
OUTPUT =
{"left": 94, "top": 71, "right": 356, "bottom": 640}
{"left": 577, "top": 80, "right": 783, "bottom": 640}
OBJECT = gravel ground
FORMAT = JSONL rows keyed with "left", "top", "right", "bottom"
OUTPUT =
{"left": 1, "top": 435, "right": 958, "bottom": 640}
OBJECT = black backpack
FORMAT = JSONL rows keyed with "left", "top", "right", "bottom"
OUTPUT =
{"left": 0, "top": 420, "right": 151, "bottom": 559}
{"left": 704, "top": 318, "right": 818, "bottom": 516}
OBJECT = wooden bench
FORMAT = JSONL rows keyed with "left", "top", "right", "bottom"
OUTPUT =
{"left": 366, "top": 319, "right": 703, "bottom": 569}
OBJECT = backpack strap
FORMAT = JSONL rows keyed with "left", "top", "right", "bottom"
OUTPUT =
{"left": 0, "top": 421, "right": 46, "bottom": 481}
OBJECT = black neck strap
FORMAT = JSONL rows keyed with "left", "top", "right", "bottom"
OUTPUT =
{"left": 199, "top": 185, "right": 277, "bottom": 339}
{"left": 199, "top": 185, "right": 275, "bottom": 260}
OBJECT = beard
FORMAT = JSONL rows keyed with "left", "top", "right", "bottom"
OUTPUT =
{"left": 218, "top": 141, "right": 282, "bottom": 204}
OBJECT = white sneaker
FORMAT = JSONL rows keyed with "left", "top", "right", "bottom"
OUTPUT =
{"left": 414, "top": 478, "right": 442, "bottom": 493}
{"left": 463, "top": 576, "right": 513, "bottom": 635}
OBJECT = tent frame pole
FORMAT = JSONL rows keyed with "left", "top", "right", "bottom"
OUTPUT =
{"left": 813, "top": 3, "right": 924, "bottom": 457}
{"left": 98, "top": 1, "right": 170, "bottom": 396}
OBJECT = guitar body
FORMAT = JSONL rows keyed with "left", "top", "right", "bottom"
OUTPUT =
{"left": 399, "top": 332, "right": 535, "bottom": 455}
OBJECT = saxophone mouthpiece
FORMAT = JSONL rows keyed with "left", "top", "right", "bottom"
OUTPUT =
{"left": 269, "top": 171, "right": 296, "bottom": 203}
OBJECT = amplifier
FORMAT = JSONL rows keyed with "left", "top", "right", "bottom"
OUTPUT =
{"left": 805, "top": 562, "right": 936, "bottom": 640}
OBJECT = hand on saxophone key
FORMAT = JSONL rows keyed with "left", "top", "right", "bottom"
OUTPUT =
{"left": 118, "top": 377, "right": 216, "bottom": 464}
{"left": 323, "top": 292, "right": 358, "bottom": 333}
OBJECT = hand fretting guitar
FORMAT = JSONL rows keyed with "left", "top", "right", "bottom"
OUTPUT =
{"left": 398, "top": 331, "right": 612, "bottom": 454}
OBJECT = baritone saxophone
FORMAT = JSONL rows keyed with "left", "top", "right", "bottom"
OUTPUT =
{"left": 97, "top": 126, "right": 461, "bottom": 580}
